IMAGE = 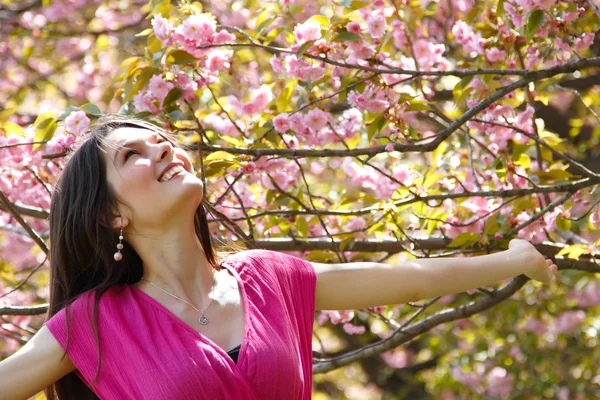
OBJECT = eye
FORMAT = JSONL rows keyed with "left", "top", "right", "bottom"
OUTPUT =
{"left": 123, "top": 136, "right": 168, "bottom": 161}
{"left": 124, "top": 149, "right": 138, "bottom": 160}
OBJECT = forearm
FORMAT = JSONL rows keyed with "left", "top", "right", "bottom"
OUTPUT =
{"left": 401, "top": 249, "right": 526, "bottom": 300}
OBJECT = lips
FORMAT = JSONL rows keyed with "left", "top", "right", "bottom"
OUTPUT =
{"left": 159, "top": 161, "right": 185, "bottom": 182}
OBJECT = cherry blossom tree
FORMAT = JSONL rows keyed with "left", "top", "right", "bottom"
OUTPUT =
{"left": 1, "top": 0, "right": 600, "bottom": 398}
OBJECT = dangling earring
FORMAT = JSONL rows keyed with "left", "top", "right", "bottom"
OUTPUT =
{"left": 114, "top": 223, "right": 124, "bottom": 262}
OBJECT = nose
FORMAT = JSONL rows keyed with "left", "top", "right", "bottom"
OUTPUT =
{"left": 155, "top": 140, "right": 173, "bottom": 162}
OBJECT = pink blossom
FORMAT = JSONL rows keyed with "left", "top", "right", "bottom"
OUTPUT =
{"left": 284, "top": 55, "right": 326, "bottom": 81}
{"left": 391, "top": 164, "right": 415, "bottom": 185}
{"left": 151, "top": 15, "right": 172, "bottom": 43}
{"left": 549, "top": 310, "right": 586, "bottom": 335}
{"left": 229, "top": 84, "right": 273, "bottom": 116}
{"left": 412, "top": 39, "right": 445, "bottom": 67}
{"left": 485, "top": 47, "right": 506, "bottom": 63}
{"left": 320, "top": 310, "right": 354, "bottom": 324}
{"left": 343, "top": 217, "right": 366, "bottom": 233}
{"left": 346, "top": 21, "right": 362, "bottom": 35}
{"left": 367, "top": 14, "right": 386, "bottom": 38}
{"left": 240, "top": 162, "right": 256, "bottom": 174}
{"left": 380, "top": 348, "right": 410, "bottom": 368}
{"left": 571, "top": 280, "right": 600, "bottom": 307}
{"left": 486, "top": 367, "right": 513, "bottom": 399}
{"left": 204, "top": 113, "right": 243, "bottom": 137}
{"left": 385, "top": 143, "right": 394, "bottom": 152}
{"left": 213, "top": 30, "right": 236, "bottom": 44}
{"left": 273, "top": 113, "right": 291, "bottom": 133}
{"left": 64, "top": 110, "right": 90, "bottom": 135}
{"left": 343, "top": 322, "right": 366, "bottom": 335}
{"left": 590, "top": 211, "right": 600, "bottom": 229}
{"left": 249, "top": 84, "right": 273, "bottom": 112}
{"left": 365, "top": 99, "right": 388, "bottom": 113}
{"left": 206, "top": 49, "right": 233, "bottom": 72}
{"left": 348, "top": 91, "right": 367, "bottom": 110}
{"left": 133, "top": 91, "right": 159, "bottom": 114}
{"left": 574, "top": 32, "right": 595, "bottom": 52}
{"left": 305, "top": 109, "right": 329, "bottom": 131}
{"left": 270, "top": 55, "right": 283, "bottom": 73}
{"left": 289, "top": 113, "right": 308, "bottom": 135}
{"left": 257, "top": 158, "right": 299, "bottom": 191}
{"left": 450, "top": 366, "right": 484, "bottom": 387}
{"left": 451, "top": 20, "right": 485, "bottom": 54}
{"left": 176, "top": 13, "right": 216, "bottom": 42}
{"left": 148, "top": 74, "right": 174, "bottom": 103}
{"left": 293, "top": 20, "right": 322, "bottom": 43}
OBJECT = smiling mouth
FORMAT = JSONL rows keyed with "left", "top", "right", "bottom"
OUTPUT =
{"left": 163, "top": 171, "right": 184, "bottom": 182}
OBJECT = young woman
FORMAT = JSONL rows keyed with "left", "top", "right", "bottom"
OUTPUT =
{"left": 0, "top": 114, "right": 558, "bottom": 400}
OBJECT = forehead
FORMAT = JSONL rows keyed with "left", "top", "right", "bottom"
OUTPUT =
{"left": 105, "top": 126, "right": 158, "bottom": 147}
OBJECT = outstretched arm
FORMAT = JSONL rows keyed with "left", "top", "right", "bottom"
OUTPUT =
{"left": 311, "top": 239, "right": 558, "bottom": 310}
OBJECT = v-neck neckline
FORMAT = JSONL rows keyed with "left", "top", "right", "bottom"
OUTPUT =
{"left": 129, "top": 260, "right": 250, "bottom": 366}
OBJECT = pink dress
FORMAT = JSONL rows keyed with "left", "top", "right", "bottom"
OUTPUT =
{"left": 45, "top": 249, "right": 317, "bottom": 399}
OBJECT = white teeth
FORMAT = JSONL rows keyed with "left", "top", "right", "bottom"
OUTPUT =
{"left": 160, "top": 165, "right": 185, "bottom": 182}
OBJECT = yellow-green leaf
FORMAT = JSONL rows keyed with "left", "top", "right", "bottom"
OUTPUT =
{"left": 205, "top": 151, "right": 237, "bottom": 162}
{"left": 307, "top": 15, "right": 329, "bottom": 27}
{"left": 525, "top": 10, "right": 545, "bottom": 40}
{"left": 449, "top": 232, "right": 479, "bottom": 248}
{"left": 1, "top": 121, "right": 25, "bottom": 137}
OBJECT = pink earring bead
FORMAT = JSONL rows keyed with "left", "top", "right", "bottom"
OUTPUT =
{"left": 114, "top": 252, "right": 123, "bottom": 261}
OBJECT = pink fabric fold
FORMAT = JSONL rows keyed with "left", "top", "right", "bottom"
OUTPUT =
{"left": 45, "top": 249, "right": 317, "bottom": 399}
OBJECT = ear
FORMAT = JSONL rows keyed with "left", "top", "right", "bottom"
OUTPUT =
{"left": 99, "top": 213, "right": 129, "bottom": 231}
{"left": 110, "top": 215, "right": 129, "bottom": 231}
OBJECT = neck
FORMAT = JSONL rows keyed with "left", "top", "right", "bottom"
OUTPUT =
{"left": 129, "top": 217, "right": 217, "bottom": 309}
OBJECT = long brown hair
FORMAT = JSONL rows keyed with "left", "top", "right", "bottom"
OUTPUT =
{"left": 44, "top": 114, "right": 245, "bottom": 399}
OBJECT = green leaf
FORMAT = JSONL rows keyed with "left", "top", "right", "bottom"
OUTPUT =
{"left": 332, "top": 30, "right": 362, "bottom": 41}
{"left": 0, "top": 121, "right": 25, "bottom": 137}
{"left": 167, "top": 50, "right": 198, "bottom": 65}
{"left": 296, "top": 216, "right": 309, "bottom": 236}
{"left": 405, "top": 101, "right": 432, "bottom": 112}
{"left": 0, "top": 107, "right": 17, "bottom": 123}
{"left": 80, "top": 103, "right": 103, "bottom": 116}
{"left": 367, "top": 116, "right": 386, "bottom": 142}
{"left": 423, "top": 172, "right": 445, "bottom": 189}
{"left": 496, "top": 0, "right": 505, "bottom": 17}
{"left": 556, "top": 244, "right": 587, "bottom": 260}
{"left": 135, "top": 28, "right": 154, "bottom": 37}
{"left": 205, "top": 151, "right": 237, "bottom": 162}
{"left": 484, "top": 213, "right": 500, "bottom": 235}
{"left": 525, "top": 10, "right": 545, "bottom": 40}
{"left": 296, "top": 40, "right": 316, "bottom": 56}
{"left": 306, "top": 15, "right": 329, "bottom": 27}
{"left": 449, "top": 232, "right": 480, "bottom": 248}
{"left": 534, "top": 169, "right": 573, "bottom": 181}
{"left": 514, "top": 153, "right": 531, "bottom": 169}
{"left": 168, "top": 110, "right": 182, "bottom": 121}
{"left": 277, "top": 79, "right": 296, "bottom": 112}
{"left": 162, "top": 87, "right": 182, "bottom": 112}
{"left": 33, "top": 117, "right": 58, "bottom": 151}
{"left": 345, "top": 0, "right": 369, "bottom": 10}
{"left": 34, "top": 111, "right": 59, "bottom": 127}
{"left": 339, "top": 237, "right": 355, "bottom": 252}
{"left": 556, "top": 215, "right": 571, "bottom": 231}
{"left": 114, "top": 56, "right": 141, "bottom": 81}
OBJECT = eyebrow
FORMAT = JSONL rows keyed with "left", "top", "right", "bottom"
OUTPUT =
{"left": 112, "top": 132, "right": 160, "bottom": 164}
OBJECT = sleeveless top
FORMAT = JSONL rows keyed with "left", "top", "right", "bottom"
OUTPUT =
{"left": 45, "top": 249, "right": 316, "bottom": 399}
{"left": 227, "top": 343, "right": 241, "bottom": 363}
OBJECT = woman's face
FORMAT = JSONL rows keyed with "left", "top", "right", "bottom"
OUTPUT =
{"left": 102, "top": 126, "right": 204, "bottom": 229}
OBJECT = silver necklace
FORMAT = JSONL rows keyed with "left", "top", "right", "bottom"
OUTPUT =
{"left": 140, "top": 269, "right": 217, "bottom": 325}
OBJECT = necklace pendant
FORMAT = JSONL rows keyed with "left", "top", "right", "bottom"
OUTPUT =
{"left": 199, "top": 314, "right": 209, "bottom": 325}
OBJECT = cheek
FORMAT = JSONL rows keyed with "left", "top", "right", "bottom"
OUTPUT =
{"left": 118, "top": 161, "right": 157, "bottom": 191}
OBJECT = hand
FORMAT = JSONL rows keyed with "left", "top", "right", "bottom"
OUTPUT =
{"left": 508, "top": 238, "right": 558, "bottom": 285}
